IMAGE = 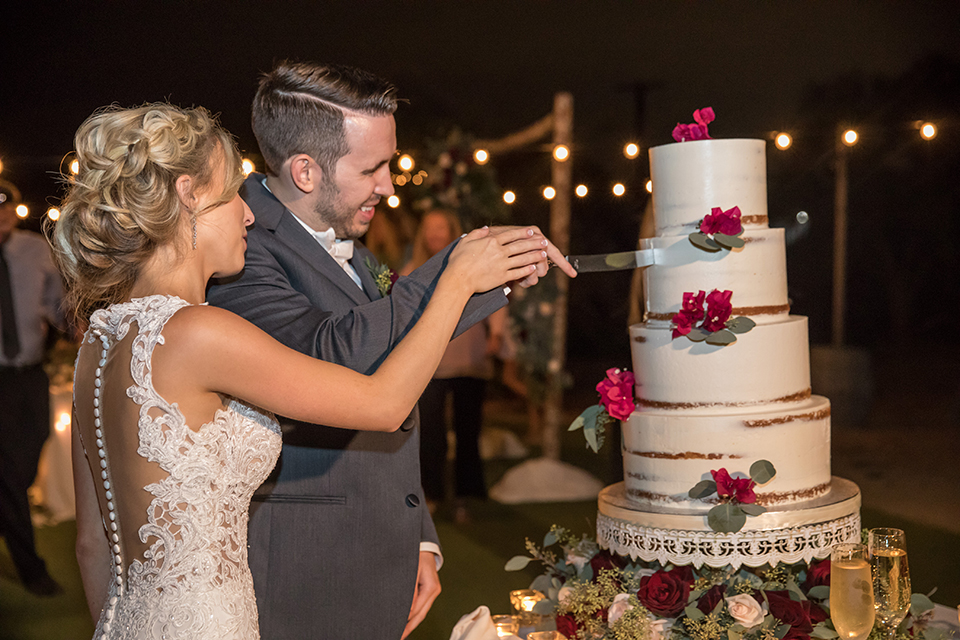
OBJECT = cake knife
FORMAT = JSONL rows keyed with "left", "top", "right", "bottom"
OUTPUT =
{"left": 563, "top": 248, "right": 657, "bottom": 272}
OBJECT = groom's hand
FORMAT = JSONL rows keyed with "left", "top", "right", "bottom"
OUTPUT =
{"left": 487, "top": 225, "right": 577, "bottom": 287}
{"left": 402, "top": 550, "right": 441, "bottom": 639}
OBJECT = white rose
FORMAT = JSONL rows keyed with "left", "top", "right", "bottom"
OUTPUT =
{"left": 650, "top": 618, "right": 673, "bottom": 640}
{"left": 557, "top": 586, "right": 574, "bottom": 605}
{"left": 724, "top": 594, "right": 766, "bottom": 629}
{"left": 607, "top": 593, "right": 634, "bottom": 626}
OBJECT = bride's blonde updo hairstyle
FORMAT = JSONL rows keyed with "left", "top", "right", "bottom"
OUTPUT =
{"left": 52, "top": 103, "right": 243, "bottom": 324}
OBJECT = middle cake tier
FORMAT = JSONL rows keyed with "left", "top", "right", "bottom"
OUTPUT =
{"left": 630, "top": 315, "right": 812, "bottom": 411}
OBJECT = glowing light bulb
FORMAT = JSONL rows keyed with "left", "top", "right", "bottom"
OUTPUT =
{"left": 552, "top": 145, "right": 569, "bottom": 162}
{"left": 47, "top": 207, "right": 61, "bottom": 221}
{"left": 775, "top": 133, "right": 792, "bottom": 150}
{"left": 575, "top": 184, "right": 588, "bottom": 197}
{"left": 473, "top": 149, "right": 489, "bottom": 164}
{"left": 842, "top": 129, "right": 858, "bottom": 146}
{"left": 503, "top": 190, "right": 516, "bottom": 204}
{"left": 241, "top": 158, "right": 256, "bottom": 175}
{"left": 387, "top": 195, "right": 400, "bottom": 208}
{"left": 920, "top": 123, "right": 936, "bottom": 140}
{"left": 645, "top": 180, "right": 652, "bottom": 193}
{"left": 796, "top": 211, "right": 809, "bottom": 224}
{"left": 398, "top": 154, "right": 414, "bottom": 171}
{"left": 623, "top": 143, "right": 640, "bottom": 159}
{"left": 612, "top": 183, "right": 625, "bottom": 197}
{"left": 542, "top": 186, "right": 556, "bottom": 200}
{"left": 15, "top": 204, "right": 28, "bottom": 219}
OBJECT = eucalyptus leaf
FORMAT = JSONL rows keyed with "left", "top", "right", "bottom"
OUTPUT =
{"left": 775, "top": 623, "right": 791, "bottom": 639}
{"left": 689, "top": 232, "right": 722, "bottom": 252}
{"left": 568, "top": 415, "right": 585, "bottom": 432}
{"left": 687, "top": 327, "right": 710, "bottom": 342}
{"left": 715, "top": 233, "right": 746, "bottom": 249}
{"left": 578, "top": 564, "right": 593, "bottom": 582}
{"left": 726, "top": 316, "right": 757, "bottom": 334}
{"left": 807, "top": 585, "right": 830, "bottom": 600}
{"left": 684, "top": 604, "right": 705, "bottom": 621}
{"left": 584, "top": 421, "right": 599, "bottom": 453}
{"left": 688, "top": 479, "right": 718, "bottom": 499}
{"left": 705, "top": 329, "right": 737, "bottom": 346}
{"left": 504, "top": 556, "right": 532, "bottom": 571}
{"left": 811, "top": 624, "right": 839, "bottom": 639}
{"left": 740, "top": 503, "right": 767, "bottom": 516}
{"left": 749, "top": 460, "right": 777, "bottom": 484}
{"left": 727, "top": 629, "right": 743, "bottom": 640}
{"left": 544, "top": 530, "right": 558, "bottom": 547}
{"left": 707, "top": 503, "right": 748, "bottom": 533}
{"left": 533, "top": 599, "right": 556, "bottom": 615}
{"left": 911, "top": 593, "right": 935, "bottom": 614}
{"left": 530, "top": 574, "right": 553, "bottom": 593}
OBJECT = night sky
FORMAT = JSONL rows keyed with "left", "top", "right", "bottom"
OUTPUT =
{"left": 4, "top": 1, "right": 960, "bottom": 351}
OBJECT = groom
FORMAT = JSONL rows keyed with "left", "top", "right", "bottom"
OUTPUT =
{"left": 207, "top": 61, "right": 575, "bottom": 639}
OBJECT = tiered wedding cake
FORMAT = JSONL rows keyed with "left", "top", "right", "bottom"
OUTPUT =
{"left": 597, "top": 137, "right": 861, "bottom": 569}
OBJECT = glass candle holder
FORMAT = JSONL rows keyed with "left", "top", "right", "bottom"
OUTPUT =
{"left": 510, "top": 589, "right": 546, "bottom": 613}
{"left": 492, "top": 614, "right": 519, "bottom": 637}
{"left": 527, "top": 631, "right": 566, "bottom": 640}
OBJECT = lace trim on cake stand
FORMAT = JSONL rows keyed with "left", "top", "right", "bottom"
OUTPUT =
{"left": 597, "top": 511, "right": 861, "bottom": 569}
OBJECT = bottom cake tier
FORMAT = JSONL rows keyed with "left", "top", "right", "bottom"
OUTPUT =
{"left": 597, "top": 477, "right": 860, "bottom": 569}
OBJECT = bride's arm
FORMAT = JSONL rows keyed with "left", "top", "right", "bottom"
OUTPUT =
{"left": 73, "top": 417, "right": 111, "bottom": 621}
{"left": 170, "top": 228, "right": 543, "bottom": 431}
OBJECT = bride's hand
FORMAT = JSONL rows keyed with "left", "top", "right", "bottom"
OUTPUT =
{"left": 445, "top": 227, "right": 546, "bottom": 294}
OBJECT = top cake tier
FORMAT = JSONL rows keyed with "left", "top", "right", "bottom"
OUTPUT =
{"left": 650, "top": 139, "right": 767, "bottom": 236}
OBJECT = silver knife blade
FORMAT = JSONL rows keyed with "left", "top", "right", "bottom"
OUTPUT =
{"left": 565, "top": 249, "right": 656, "bottom": 272}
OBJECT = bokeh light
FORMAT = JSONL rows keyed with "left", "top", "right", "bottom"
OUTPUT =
{"left": 623, "top": 143, "right": 640, "bottom": 159}
{"left": 503, "top": 190, "right": 516, "bottom": 204}
{"left": 645, "top": 180, "right": 653, "bottom": 193}
{"left": 16, "top": 204, "right": 29, "bottom": 219}
{"left": 575, "top": 184, "right": 588, "bottom": 197}
{"left": 552, "top": 145, "right": 569, "bottom": 162}
{"left": 920, "top": 123, "right": 937, "bottom": 140}
{"left": 387, "top": 195, "right": 400, "bottom": 208}
{"left": 542, "top": 186, "right": 556, "bottom": 200}
{"left": 842, "top": 129, "right": 858, "bottom": 146}
{"left": 398, "top": 154, "right": 414, "bottom": 171}
{"left": 70, "top": 159, "right": 80, "bottom": 175}
{"left": 775, "top": 133, "right": 792, "bottom": 150}
{"left": 796, "top": 211, "right": 809, "bottom": 224}
{"left": 612, "top": 183, "right": 626, "bottom": 197}
{"left": 47, "top": 207, "right": 61, "bottom": 221}
{"left": 242, "top": 158, "right": 256, "bottom": 175}
{"left": 473, "top": 149, "right": 489, "bottom": 164}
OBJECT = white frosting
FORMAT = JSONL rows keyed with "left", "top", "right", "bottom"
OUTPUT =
{"left": 629, "top": 316, "right": 811, "bottom": 410}
{"left": 649, "top": 139, "right": 767, "bottom": 235}
{"left": 641, "top": 228, "right": 789, "bottom": 324}
{"left": 623, "top": 396, "right": 831, "bottom": 508}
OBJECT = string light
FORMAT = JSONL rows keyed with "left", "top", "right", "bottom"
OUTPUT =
{"left": 645, "top": 180, "right": 653, "bottom": 193}
{"left": 387, "top": 195, "right": 400, "bottom": 208}
{"left": 842, "top": 129, "right": 858, "bottom": 146}
{"left": 920, "top": 123, "right": 937, "bottom": 140}
{"left": 503, "top": 191, "right": 516, "bottom": 204}
{"left": 16, "top": 204, "right": 28, "bottom": 219}
{"left": 775, "top": 133, "right": 792, "bottom": 150}
{"left": 552, "top": 145, "right": 569, "bottom": 162}
{"left": 398, "top": 154, "right": 414, "bottom": 171}
{"left": 612, "top": 183, "right": 626, "bottom": 196}
{"left": 47, "top": 207, "right": 61, "bottom": 221}
{"left": 542, "top": 186, "right": 556, "bottom": 200}
{"left": 575, "top": 184, "right": 588, "bottom": 197}
{"left": 241, "top": 158, "right": 256, "bottom": 175}
{"left": 623, "top": 143, "right": 640, "bottom": 159}
{"left": 473, "top": 149, "right": 489, "bottom": 164}
{"left": 70, "top": 159, "right": 80, "bottom": 175}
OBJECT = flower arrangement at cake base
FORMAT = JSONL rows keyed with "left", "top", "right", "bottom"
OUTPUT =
{"left": 506, "top": 526, "right": 941, "bottom": 640}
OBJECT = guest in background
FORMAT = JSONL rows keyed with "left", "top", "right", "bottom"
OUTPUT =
{"left": 0, "top": 180, "right": 65, "bottom": 596}
{"left": 402, "top": 209, "right": 506, "bottom": 522}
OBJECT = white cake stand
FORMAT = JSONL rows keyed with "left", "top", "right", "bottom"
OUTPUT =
{"left": 597, "top": 477, "right": 861, "bottom": 569}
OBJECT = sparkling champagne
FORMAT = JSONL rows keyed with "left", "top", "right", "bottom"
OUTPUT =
{"left": 871, "top": 547, "right": 911, "bottom": 629}
{"left": 831, "top": 558, "right": 876, "bottom": 640}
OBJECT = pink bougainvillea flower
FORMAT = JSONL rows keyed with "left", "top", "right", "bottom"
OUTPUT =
{"left": 681, "top": 290, "right": 706, "bottom": 320}
{"left": 732, "top": 476, "right": 757, "bottom": 504}
{"left": 693, "top": 107, "right": 715, "bottom": 127}
{"left": 671, "top": 309, "right": 696, "bottom": 339}
{"left": 711, "top": 468, "right": 735, "bottom": 498}
{"left": 596, "top": 368, "right": 636, "bottom": 421}
{"left": 702, "top": 289, "right": 733, "bottom": 332}
{"left": 700, "top": 206, "right": 743, "bottom": 236}
{"left": 672, "top": 107, "right": 715, "bottom": 142}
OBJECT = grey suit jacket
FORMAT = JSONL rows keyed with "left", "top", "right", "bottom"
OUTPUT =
{"left": 206, "top": 174, "right": 506, "bottom": 639}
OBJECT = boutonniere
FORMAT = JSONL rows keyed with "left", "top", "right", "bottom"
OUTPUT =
{"left": 364, "top": 257, "right": 397, "bottom": 296}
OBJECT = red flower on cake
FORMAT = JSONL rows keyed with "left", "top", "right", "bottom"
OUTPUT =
{"left": 681, "top": 290, "right": 706, "bottom": 319}
{"left": 596, "top": 368, "right": 636, "bottom": 421}
{"left": 700, "top": 205, "right": 743, "bottom": 236}
{"left": 672, "top": 107, "right": 716, "bottom": 142}
{"left": 671, "top": 309, "right": 696, "bottom": 338}
{"left": 711, "top": 468, "right": 736, "bottom": 498}
{"left": 637, "top": 569, "right": 691, "bottom": 617}
{"left": 710, "top": 468, "right": 758, "bottom": 504}
{"left": 702, "top": 289, "right": 733, "bottom": 332}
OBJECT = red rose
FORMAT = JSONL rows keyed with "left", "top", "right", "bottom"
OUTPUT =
{"left": 637, "top": 569, "right": 691, "bottom": 617}
{"left": 702, "top": 289, "right": 733, "bottom": 332}
{"left": 596, "top": 368, "right": 636, "bottom": 421}
{"left": 590, "top": 549, "right": 628, "bottom": 577}
{"left": 732, "top": 477, "right": 757, "bottom": 504}
{"left": 555, "top": 613, "right": 579, "bottom": 638}
{"left": 697, "top": 584, "right": 726, "bottom": 614}
{"left": 766, "top": 590, "right": 813, "bottom": 639}
{"left": 802, "top": 558, "right": 831, "bottom": 590}
{"left": 711, "top": 468, "right": 736, "bottom": 498}
{"left": 803, "top": 600, "right": 827, "bottom": 625}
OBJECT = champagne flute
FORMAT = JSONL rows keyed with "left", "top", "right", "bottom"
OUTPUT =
{"left": 868, "top": 528, "right": 912, "bottom": 640}
{"left": 831, "top": 543, "right": 876, "bottom": 640}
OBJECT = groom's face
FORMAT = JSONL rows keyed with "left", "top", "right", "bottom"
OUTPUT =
{"left": 314, "top": 112, "right": 396, "bottom": 240}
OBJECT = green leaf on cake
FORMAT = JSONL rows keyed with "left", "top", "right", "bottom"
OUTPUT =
{"left": 688, "top": 480, "right": 718, "bottom": 499}
{"left": 705, "top": 329, "right": 737, "bottom": 346}
{"left": 726, "top": 316, "right": 757, "bottom": 334}
{"left": 689, "top": 232, "right": 722, "bottom": 252}
{"left": 714, "top": 233, "right": 746, "bottom": 249}
{"left": 687, "top": 327, "right": 710, "bottom": 342}
{"left": 707, "top": 503, "right": 748, "bottom": 533}
{"left": 568, "top": 415, "right": 584, "bottom": 432}
{"left": 574, "top": 404, "right": 605, "bottom": 452}
{"left": 740, "top": 503, "right": 767, "bottom": 516}
{"left": 749, "top": 459, "right": 777, "bottom": 484}
{"left": 505, "top": 555, "right": 532, "bottom": 571}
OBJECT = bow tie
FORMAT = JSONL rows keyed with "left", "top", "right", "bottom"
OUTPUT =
{"left": 314, "top": 227, "right": 354, "bottom": 264}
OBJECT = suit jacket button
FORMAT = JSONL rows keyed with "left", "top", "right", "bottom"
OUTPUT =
{"left": 405, "top": 494, "right": 420, "bottom": 508}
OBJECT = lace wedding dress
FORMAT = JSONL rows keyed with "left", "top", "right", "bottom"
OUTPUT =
{"left": 74, "top": 295, "right": 281, "bottom": 640}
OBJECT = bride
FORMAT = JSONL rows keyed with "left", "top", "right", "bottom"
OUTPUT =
{"left": 54, "top": 103, "right": 548, "bottom": 639}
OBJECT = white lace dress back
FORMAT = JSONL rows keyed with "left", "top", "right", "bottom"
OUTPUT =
{"left": 73, "top": 295, "right": 281, "bottom": 640}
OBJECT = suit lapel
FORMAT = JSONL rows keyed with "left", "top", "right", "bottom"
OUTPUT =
{"left": 352, "top": 243, "right": 384, "bottom": 301}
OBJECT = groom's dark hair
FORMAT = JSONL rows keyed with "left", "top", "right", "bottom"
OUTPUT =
{"left": 252, "top": 61, "right": 399, "bottom": 178}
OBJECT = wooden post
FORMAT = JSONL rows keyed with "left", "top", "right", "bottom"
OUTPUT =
{"left": 543, "top": 92, "right": 573, "bottom": 460}
{"left": 832, "top": 136, "right": 848, "bottom": 348}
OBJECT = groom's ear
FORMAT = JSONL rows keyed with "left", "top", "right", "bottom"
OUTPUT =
{"left": 287, "top": 154, "right": 321, "bottom": 194}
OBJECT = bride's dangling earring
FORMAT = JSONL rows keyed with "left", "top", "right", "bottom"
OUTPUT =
{"left": 191, "top": 212, "right": 198, "bottom": 250}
